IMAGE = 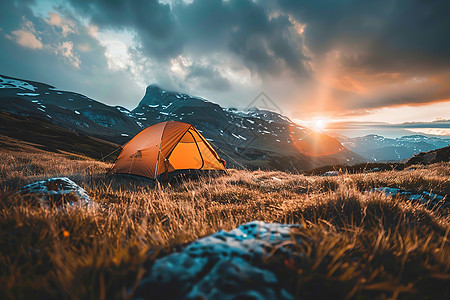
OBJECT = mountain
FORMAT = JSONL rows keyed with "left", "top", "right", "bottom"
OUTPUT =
{"left": 407, "top": 145, "right": 450, "bottom": 165}
{"left": 0, "top": 74, "right": 362, "bottom": 170}
{"left": 0, "top": 75, "right": 141, "bottom": 144}
{"left": 338, "top": 134, "right": 450, "bottom": 162}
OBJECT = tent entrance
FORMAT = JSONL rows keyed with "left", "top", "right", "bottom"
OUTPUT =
{"left": 166, "top": 128, "right": 204, "bottom": 170}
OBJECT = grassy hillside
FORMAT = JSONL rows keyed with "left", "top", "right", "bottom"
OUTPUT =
{"left": 0, "top": 150, "right": 449, "bottom": 299}
{"left": 0, "top": 111, "right": 120, "bottom": 161}
{"left": 407, "top": 145, "right": 450, "bottom": 165}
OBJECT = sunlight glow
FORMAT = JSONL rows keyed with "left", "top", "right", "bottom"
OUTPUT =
{"left": 288, "top": 124, "right": 344, "bottom": 157}
{"left": 312, "top": 119, "right": 326, "bottom": 132}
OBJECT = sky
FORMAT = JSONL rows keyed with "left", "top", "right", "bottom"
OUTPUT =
{"left": 1, "top": 0, "right": 449, "bottom": 138}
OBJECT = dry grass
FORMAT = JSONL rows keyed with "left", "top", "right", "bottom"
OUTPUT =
{"left": 0, "top": 150, "right": 449, "bottom": 299}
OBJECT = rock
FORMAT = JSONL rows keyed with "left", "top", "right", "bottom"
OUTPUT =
{"left": 321, "top": 171, "right": 339, "bottom": 177}
{"left": 135, "top": 221, "right": 301, "bottom": 300}
{"left": 371, "top": 187, "right": 448, "bottom": 207}
{"left": 19, "top": 177, "right": 94, "bottom": 207}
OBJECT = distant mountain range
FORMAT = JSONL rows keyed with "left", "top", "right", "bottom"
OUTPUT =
{"left": 0, "top": 74, "right": 365, "bottom": 170}
{"left": 1, "top": 74, "right": 449, "bottom": 168}
{"left": 337, "top": 134, "right": 450, "bottom": 162}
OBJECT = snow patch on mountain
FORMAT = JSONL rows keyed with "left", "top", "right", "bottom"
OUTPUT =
{"left": 0, "top": 75, "right": 37, "bottom": 91}
{"left": 116, "top": 106, "right": 130, "bottom": 114}
{"left": 17, "top": 93, "right": 39, "bottom": 96}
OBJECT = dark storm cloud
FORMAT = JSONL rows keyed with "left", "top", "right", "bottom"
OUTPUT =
{"left": 0, "top": 0, "right": 39, "bottom": 33}
{"left": 64, "top": 0, "right": 450, "bottom": 73}
{"left": 67, "top": 0, "right": 310, "bottom": 78}
{"left": 277, "top": 0, "right": 450, "bottom": 73}
{"left": 64, "top": 0, "right": 450, "bottom": 108}
{"left": 2, "top": 0, "right": 450, "bottom": 114}
{"left": 174, "top": 0, "right": 309, "bottom": 77}
{"left": 228, "top": 12, "right": 308, "bottom": 76}
{"left": 0, "top": 1, "right": 142, "bottom": 106}
{"left": 330, "top": 79, "right": 450, "bottom": 114}
{"left": 186, "top": 64, "right": 231, "bottom": 91}
{"left": 66, "top": 0, "right": 182, "bottom": 59}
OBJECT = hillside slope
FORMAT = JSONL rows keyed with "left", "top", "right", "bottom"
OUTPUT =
{"left": 0, "top": 111, "right": 119, "bottom": 161}
{"left": 407, "top": 145, "right": 450, "bottom": 165}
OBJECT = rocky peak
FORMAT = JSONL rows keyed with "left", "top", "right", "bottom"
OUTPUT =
{"left": 139, "top": 84, "right": 169, "bottom": 106}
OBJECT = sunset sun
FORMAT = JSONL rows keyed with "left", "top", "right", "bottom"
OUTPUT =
{"left": 312, "top": 119, "right": 327, "bottom": 131}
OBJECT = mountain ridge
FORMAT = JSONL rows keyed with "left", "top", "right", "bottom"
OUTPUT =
{"left": 0, "top": 73, "right": 363, "bottom": 170}
{"left": 407, "top": 145, "right": 450, "bottom": 165}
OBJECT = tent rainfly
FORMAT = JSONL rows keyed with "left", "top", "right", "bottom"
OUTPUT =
{"left": 111, "top": 121, "right": 226, "bottom": 180}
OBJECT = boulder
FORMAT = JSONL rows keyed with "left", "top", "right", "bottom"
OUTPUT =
{"left": 321, "top": 171, "right": 339, "bottom": 177}
{"left": 19, "top": 177, "right": 93, "bottom": 207}
{"left": 371, "top": 187, "right": 448, "bottom": 207}
{"left": 135, "top": 221, "right": 301, "bottom": 300}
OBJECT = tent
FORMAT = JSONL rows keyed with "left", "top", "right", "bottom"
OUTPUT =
{"left": 111, "top": 121, "right": 226, "bottom": 180}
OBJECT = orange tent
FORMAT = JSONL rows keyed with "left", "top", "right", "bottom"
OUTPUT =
{"left": 111, "top": 121, "right": 226, "bottom": 180}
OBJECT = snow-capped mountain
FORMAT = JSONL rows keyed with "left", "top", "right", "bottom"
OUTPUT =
{"left": 338, "top": 134, "right": 450, "bottom": 162}
{"left": 0, "top": 74, "right": 362, "bottom": 170}
{"left": 0, "top": 74, "right": 141, "bottom": 143}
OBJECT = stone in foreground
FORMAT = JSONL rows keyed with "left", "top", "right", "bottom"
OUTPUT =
{"left": 19, "top": 177, "right": 93, "bottom": 207}
{"left": 371, "top": 187, "right": 448, "bottom": 207}
{"left": 321, "top": 171, "right": 339, "bottom": 176}
{"left": 135, "top": 221, "right": 301, "bottom": 300}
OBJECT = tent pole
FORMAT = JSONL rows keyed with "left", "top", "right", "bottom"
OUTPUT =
{"left": 154, "top": 122, "right": 169, "bottom": 180}
{"left": 154, "top": 149, "right": 161, "bottom": 180}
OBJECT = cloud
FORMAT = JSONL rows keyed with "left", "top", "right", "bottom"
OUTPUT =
{"left": 0, "top": 0, "right": 143, "bottom": 107}
{"left": 64, "top": 0, "right": 450, "bottom": 114}
{"left": 77, "top": 43, "right": 90, "bottom": 52}
{"left": 275, "top": 0, "right": 450, "bottom": 115}
{"left": 66, "top": 0, "right": 181, "bottom": 59}
{"left": 66, "top": 0, "right": 311, "bottom": 79}
{"left": 2, "top": 0, "right": 450, "bottom": 121}
{"left": 6, "top": 17, "right": 43, "bottom": 49}
{"left": 398, "top": 119, "right": 450, "bottom": 129}
{"left": 173, "top": 0, "right": 310, "bottom": 77}
{"left": 54, "top": 41, "right": 80, "bottom": 68}
{"left": 7, "top": 29, "right": 43, "bottom": 49}
{"left": 45, "top": 12, "right": 76, "bottom": 37}
{"left": 329, "top": 119, "right": 450, "bottom": 130}
{"left": 277, "top": 0, "right": 450, "bottom": 72}
{"left": 185, "top": 63, "right": 231, "bottom": 91}
{"left": 101, "top": 40, "right": 130, "bottom": 71}
{"left": 327, "top": 119, "right": 450, "bottom": 137}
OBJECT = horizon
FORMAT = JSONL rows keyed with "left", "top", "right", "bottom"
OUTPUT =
{"left": 1, "top": 0, "right": 450, "bottom": 138}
